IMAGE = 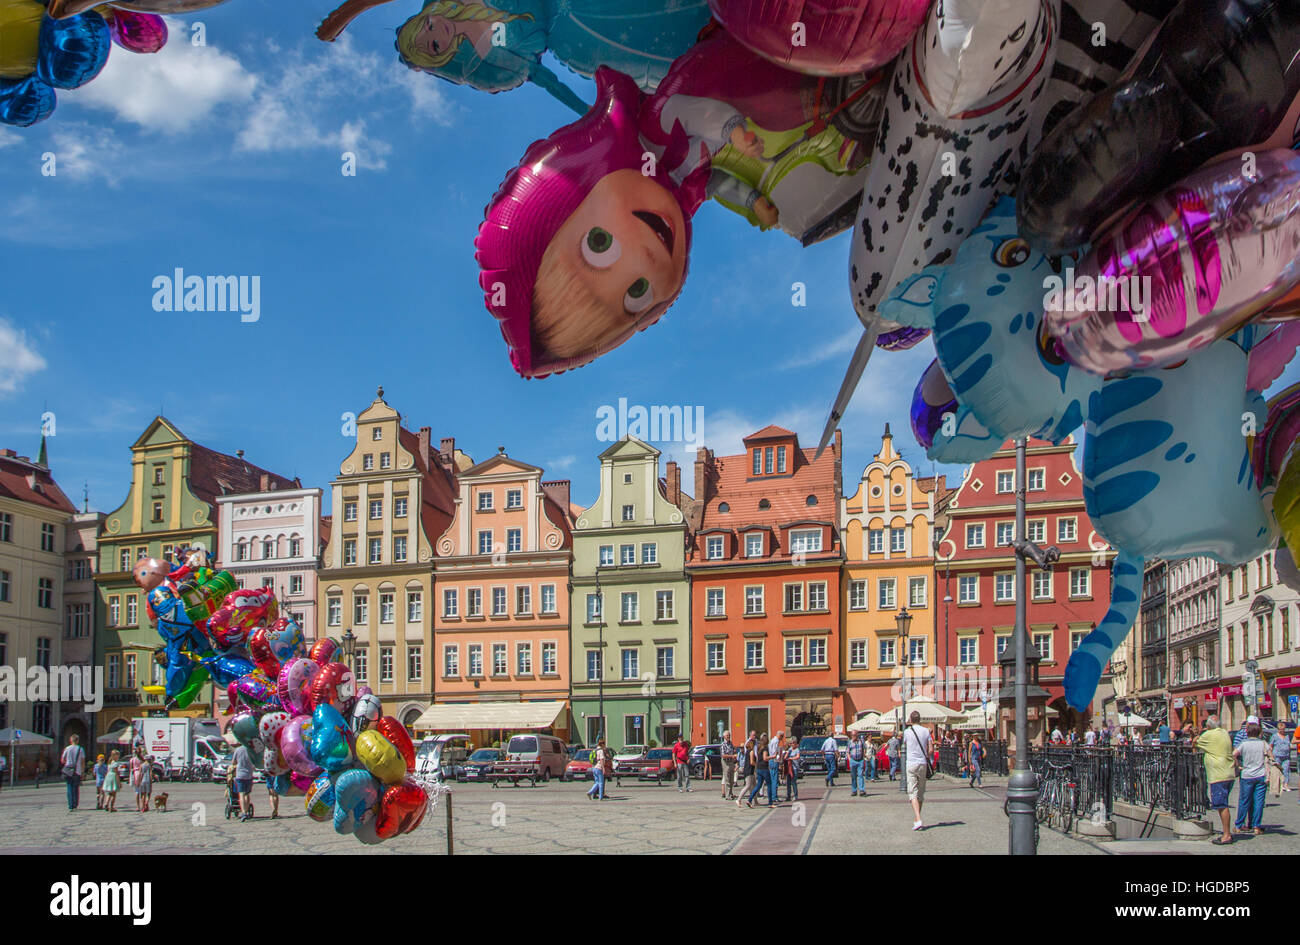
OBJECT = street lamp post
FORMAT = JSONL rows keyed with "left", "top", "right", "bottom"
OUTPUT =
{"left": 896, "top": 607, "right": 913, "bottom": 794}
{"left": 342, "top": 629, "right": 356, "bottom": 671}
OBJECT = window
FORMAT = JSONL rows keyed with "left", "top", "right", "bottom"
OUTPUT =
{"left": 363, "top": 454, "right": 374, "bottom": 471}
{"left": 289, "top": 538, "right": 302, "bottom": 557}
{"left": 706, "top": 536, "right": 724, "bottom": 559}
{"left": 478, "top": 491, "right": 493, "bottom": 511}
{"left": 344, "top": 502, "right": 357, "bottom": 522}
{"left": 785, "top": 639, "right": 804, "bottom": 667}
{"left": 394, "top": 536, "right": 407, "bottom": 563}
{"left": 966, "top": 523, "right": 985, "bottom": 548}
{"left": 394, "top": 497, "right": 407, "bottom": 518}
{"left": 958, "top": 575, "right": 978, "bottom": 604}
{"left": 790, "top": 529, "right": 823, "bottom": 554}
{"left": 764, "top": 447, "right": 774, "bottom": 475}
{"left": 477, "top": 531, "right": 493, "bottom": 556}
{"left": 467, "top": 588, "right": 482, "bottom": 617}
{"left": 996, "top": 470, "right": 1014, "bottom": 493}
{"left": 706, "top": 642, "right": 725, "bottom": 671}
{"left": 745, "top": 585, "right": 764, "bottom": 615}
{"left": 745, "top": 533, "right": 763, "bottom": 557}
{"left": 516, "top": 585, "right": 531, "bottom": 614}
{"left": 0, "top": 512, "right": 9, "bottom": 542}
{"left": 327, "top": 597, "right": 341, "bottom": 626}
{"left": 785, "top": 583, "right": 804, "bottom": 612}
{"left": 369, "top": 499, "right": 383, "bottom": 520}
{"left": 1032, "top": 633, "right": 1053, "bottom": 660}
{"left": 850, "top": 640, "right": 868, "bottom": 668}
{"left": 37, "top": 577, "right": 54, "bottom": 609}
{"left": 369, "top": 538, "right": 382, "bottom": 564}
{"left": 1070, "top": 568, "right": 1091, "bottom": 597}
{"left": 1027, "top": 468, "right": 1045, "bottom": 491}
{"left": 745, "top": 640, "right": 764, "bottom": 670}
{"left": 959, "top": 637, "right": 977, "bottom": 665}
{"left": 468, "top": 645, "right": 483, "bottom": 677}
{"left": 1027, "top": 519, "right": 1045, "bottom": 543}
{"left": 443, "top": 645, "right": 459, "bottom": 677}
{"left": 908, "top": 576, "right": 927, "bottom": 608}
{"left": 380, "top": 452, "right": 391, "bottom": 470}
{"left": 656, "top": 646, "right": 674, "bottom": 678}
{"left": 380, "top": 646, "right": 394, "bottom": 682}
{"left": 262, "top": 577, "right": 275, "bottom": 589}
{"left": 877, "top": 578, "right": 896, "bottom": 610}
{"left": 151, "top": 502, "right": 163, "bottom": 524}
{"left": 868, "top": 529, "right": 883, "bottom": 554}
{"left": 516, "top": 642, "right": 533, "bottom": 676}
{"left": 505, "top": 489, "right": 522, "bottom": 509}
{"left": 506, "top": 529, "right": 522, "bottom": 553}
{"left": 353, "top": 593, "right": 368, "bottom": 624}
{"left": 371, "top": 426, "right": 383, "bottom": 441}
{"left": 1070, "top": 630, "right": 1088, "bottom": 653}
{"left": 849, "top": 580, "right": 867, "bottom": 610}
{"left": 491, "top": 587, "right": 507, "bottom": 616}
{"left": 343, "top": 540, "right": 357, "bottom": 566}
{"left": 107, "top": 654, "right": 120, "bottom": 689}
{"left": 621, "top": 648, "right": 639, "bottom": 679}
{"left": 587, "top": 650, "right": 601, "bottom": 681}
{"left": 641, "top": 542, "right": 657, "bottom": 564}
{"left": 599, "top": 545, "right": 614, "bottom": 567}
{"left": 620, "top": 543, "right": 635, "bottom": 565}
{"left": 379, "top": 592, "right": 395, "bottom": 624}
{"left": 354, "top": 648, "right": 368, "bottom": 682}
{"left": 909, "top": 637, "right": 926, "bottom": 666}
{"left": 1057, "top": 518, "right": 1077, "bottom": 542}
{"left": 541, "top": 584, "right": 556, "bottom": 614}
{"left": 809, "top": 638, "right": 827, "bottom": 665}
{"left": 66, "top": 603, "right": 90, "bottom": 638}
{"left": 39, "top": 522, "right": 56, "bottom": 552}
{"left": 753, "top": 449, "right": 762, "bottom": 475}
{"left": 995, "top": 573, "right": 1017, "bottom": 602}
{"left": 706, "top": 588, "right": 724, "bottom": 616}
{"left": 586, "top": 593, "right": 602, "bottom": 623}
{"left": 655, "top": 590, "right": 674, "bottom": 620}
{"left": 620, "top": 591, "right": 639, "bottom": 622}
{"left": 153, "top": 465, "right": 165, "bottom": 485}
{"left": 996, "top": 522, "right": 1014, "bottom": 546}
{"left": 890, "top": 528, "right": 906, "bottom": 553}
{"left": 878, "top": 639, "right": 896, "bottom": 667}
{"left": 125, "top": 653, "right": 136, "bottom": 689}
{"left": 1032, "top": 571, "right": 1052, "bottom": 600}
{"left": 996, "top": 635, "right": 1011, "bottom": 658}
{"left": 119, "top": 549, "right": 130, "bottom": 571}
{"left": 0, "top": 569, "right": 9, "bottom": 603}
{"left": 777, "top": 446, "right": 787, "bottom": 473}
{"left": 492, "top": 644, "right": 507, "bottom": 676}
{"left": 807, "top": 581, "right": 827, "bottom": 610}
{"left": 622, "top": 504, "right": 635, "bottom": 522}
{"left": 444, "top": 588, "right": 462, "bottom": 618}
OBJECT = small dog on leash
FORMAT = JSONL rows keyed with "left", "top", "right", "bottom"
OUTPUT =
{"left": 152, "top": 793, "right": 169, "bottom": 812}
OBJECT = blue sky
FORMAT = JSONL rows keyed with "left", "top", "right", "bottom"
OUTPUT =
{"left": 1, "top": 1, "right": 1294, "bottom": 516}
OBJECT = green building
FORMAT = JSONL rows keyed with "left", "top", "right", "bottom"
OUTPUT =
{"left": 569, "top": 438, "right": 692, "bottom": 749}
{"left": 95, "top": 417, "right": 295, "bottom": 735}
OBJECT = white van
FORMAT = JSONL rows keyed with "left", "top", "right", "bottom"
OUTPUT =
{"left": 503, "top": 733, "right": 567, "bottom": 780}
{"left": 415, "top": 734, "right": 473, "bottom": 782}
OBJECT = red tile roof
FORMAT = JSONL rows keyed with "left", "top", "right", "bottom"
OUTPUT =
{"left": 188, "top": 442, "right": 298, "bottom": 508}
{"left": 745, "top": 424, "right": 797, "bottom": 442}
{"left": 0, "top": 451, "right": 76, "bottom": 515}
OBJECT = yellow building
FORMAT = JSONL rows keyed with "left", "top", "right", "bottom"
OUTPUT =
{"left": 316, "top": 388, "right": 471, "bottom": 729}
{"left": 841, "top": 426, "right": 946, "bottom": 717}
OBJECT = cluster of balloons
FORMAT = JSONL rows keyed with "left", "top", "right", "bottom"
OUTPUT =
{"left": 0, "top": 0, "right": 228, "bottom": 127}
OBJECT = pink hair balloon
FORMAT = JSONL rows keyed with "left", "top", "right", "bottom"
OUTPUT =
{"left": 277, "top": 657, "right": 320, "bottom": 716}
{"left": 279, "top": 715, "right": 323, "bottom": 778}
{"left": 1045, "top": 149, "right": 1300, "bottom": 375}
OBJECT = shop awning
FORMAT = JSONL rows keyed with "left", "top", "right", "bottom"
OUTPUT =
{"left": 411, "top": 700, "right": 568, "bottom": 733}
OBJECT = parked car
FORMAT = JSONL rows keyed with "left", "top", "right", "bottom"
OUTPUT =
{"left": 611, "top": 745, "right": 648, "bottom": 782}
{"left": 796, "top": 735, "right": 849, "bottom": 773}
{"left": 688, "top": 743, "right": 723, "bottom": 779}
{"left": 503, "top": 733, "right": 568, "bottom": 780}
{"left": 564, "top": 748, "right": 595, "bottom": 781}
{"left": 415, "top": 733, "right": 473, "bottom": 782}
{"left": 459, "top": 748, "right": 503, "bottom": 782}
{"left": 635, "top": 748, "right": 678, "bottom": 783}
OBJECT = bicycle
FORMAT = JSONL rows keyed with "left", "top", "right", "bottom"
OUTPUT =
{"left": 1035, "top": 759, "right": 1077, "bottom": 834}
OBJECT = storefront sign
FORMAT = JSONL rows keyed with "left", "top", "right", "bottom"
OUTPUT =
{"left": 1276, "top": 675, "right": 1300, "bottom": 690}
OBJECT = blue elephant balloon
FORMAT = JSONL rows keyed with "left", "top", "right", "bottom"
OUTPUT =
{"left": 0, "top": 75, "right": 55, "bottom": 126}
{"left": 36, "top": 10, "right": 111, "bottom": 90}
{"left": 333, "top": 768, "right": 380, "bottom": 835}
{"left": 199, "top": 653, "right": 256, "bottom": 687}
{"left": 309, "top": 703, "right": 354, "bottom": 773}
{"left": 882, "top": 197, "right": 1102, "bottom": 464}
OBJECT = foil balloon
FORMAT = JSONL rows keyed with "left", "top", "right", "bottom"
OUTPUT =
{"left": 48, "top": 0, "right": 231, "bottom": 15}
{"left": 234, "top": 671, "right": 278, "bottom": 709}
{"left": 304, "top": 772, "right": 337, "bottom": 822}
{"left": 0, "top": 0, "right": 42, "bottom": 78}
{"left": 351, "top": 692, "right": 382, "bottom": 734}
{"left": 288, "top": 770, "right": 314, "bottom": 794}
{"left": 132, "top": 557, "right": 170, "bottom": 593}
{"left": 248, "top": 626, "right": 282, "bottom": 679}
{"left": 1043, "top": 150, "right": 1300, "bottom": 375}
{"left": 375, "top": 781, "right": 429, "bottom": 839}
{"left": 230, "top": 712, "right": 267, "bottom": 766}
{"left": 308, "top": 637, "right": 339, "bottom": 666}
{"left": 279, "top": 715, "right": 324, "bottom": 777}
{"left": 277, "top": 657, "right": 320, "bottom": 715}
{"left": 258, "top": 710, "right": 291, "bottom": 746}
{"left": 201, "top": 653, "right": 256, "bottom": 688}
{"left": 332, "top": 768, "right": 380, "bottom": 835}
{"left": 308, "top": 703, "right": 354, "bottom": 773}
{"left": 376, "top": 716, "right": 416, "bottom": 773}
{"left": 206, "top": 586, "right": 277, "bottom": 649}
{"left": 309, "top": 661, "right": 355, "bottom": 715}
{"left": 36, "top": 9, "right": 110, "bottom": 89}
{"left": 104, "top": 9, "right": 167, "bottom": 53}
{"left": 355, "top": 730, "right": 408, "bottom": 785}
{"left": 263, "top": 615, "right": 305, "bottom": 663}
{"left": 0, "top": 75, "right": 54, "bottom": 126}
{"left": 178, "top": 569, "right": 235, "bottom": 628}
{"left": 708, "top": 0, "right": 929, "bottom": 75}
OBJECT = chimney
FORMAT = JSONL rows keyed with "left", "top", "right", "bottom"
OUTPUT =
{"left": 542, "top": 479, "right": 571, "bottom": 517}
{"left": 694, "top": 447, "right": 715, "bottom": 506}
{"left": 440, "top": 437, "right": 455, "bottom": 458}
{"left": 666, "top": 460, "right": 681, "bottom": 507}
{"left": 419, "top": 427, "right": 432, "bottom": 468}
{"left": 259, "top": 472, "right": 269, "bottom": 492}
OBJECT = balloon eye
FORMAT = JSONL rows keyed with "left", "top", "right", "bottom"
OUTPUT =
{"left": 624, "top": 277, "right": 655, "bottom": 314}
{"left": 994, "top": 238, "right": 1030, "bottom": 268}
{"left": 1047, "top": 255, "right": 1064, "bottom": 274}
{"left": 1037, "top": 321, "right": 1067, "bottom": 366}
{"left": 581, "top": 227, "right": 621, "bottom": 268}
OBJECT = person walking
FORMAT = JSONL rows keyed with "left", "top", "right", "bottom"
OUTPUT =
{"left": 231, "top": 742, "right": 254, "bottom": 822}
{"left": 130, "top": 747, "right": 146, "bottom": 813}
{"left": 102, "top": 749, "right": 121, "bottom": 812}
{"left": 587, "top": 740, "right": 610, "bottom": 800}
{"left": 783, "top": 735, "right": 800, "bottom": 802}
{"left": 0, "top": 751, "right": 6, "bottom": 791}
{"left": 746, "top": 733, "right": 773, "bottom": 808}
{"left": 768, "top": 731, "right": 783, "bottom": 803}
{"left": 737, "top": 737, "right": 756, "bottom": 807}
{"left": 1269, "top": 725, "right": 1291, "bottom": 794}
{"left": 886, "top": 730, "right": 901, "bottom": 781}
{"left": 93, "top": 754, "right": 107, "bottom": 810}
{"left": 848, "top": 732, "right": 867, "bottom": 797}
{"left": 1233, "top": 719, "right": 1273, "bottom": 836}
{"left": 1196, "top": 715, "right": 1236, "bottom": 845}
{"left": 720, "top": 733, "right": 738, "bottom": 800}
{"left": 138, "top": 754, "right": 153, "bottom": 813}
{"left": 821, "top": 731, "right": 838, "bottom": 788}
{"left": 968, "top": 734, "right": 985, "bottom": 788}
{"left": 60, "top": 734, "right": 86, "bottom": 811}
{"left": 673, "top": 735, "right": 692, "bottom": 793}
{"left": 865, "top": 737, "right": 878, "bottom": 781}
{"left": 903, "top": 711, "right": 933, "bottom": 830}
{"left": 264, "top": 752, "right": 281, "bottom": 819}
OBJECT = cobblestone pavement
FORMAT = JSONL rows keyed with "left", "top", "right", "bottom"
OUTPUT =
{"left": 1, "top": 774, "right": 1295, "bottom": 854}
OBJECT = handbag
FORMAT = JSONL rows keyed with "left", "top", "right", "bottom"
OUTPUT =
{"left": 908, "top": 727, "right": 934, "bottom": 779}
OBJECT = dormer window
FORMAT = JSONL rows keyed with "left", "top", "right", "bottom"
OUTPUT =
{"left": 745, "top": 533, "right": 763, "bottom": 558}
{"left": 790, "top": 528, "right": 823, "bottom": 554}
{"left": 706, "top": 536, "right": 724, "bottom": 560}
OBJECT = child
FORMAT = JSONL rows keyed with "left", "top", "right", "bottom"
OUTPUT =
{"left": 102, "top": 750, "right": 121, "bottom": 812}
{"left": 94, "top": 754, "right": 107, "bottom": 810}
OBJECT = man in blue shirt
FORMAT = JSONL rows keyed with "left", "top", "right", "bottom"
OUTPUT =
{"left": 821, "top": 733, "right": 838, "bottom": 787}
{"left": 1157, "top": 722, "right": 1171, "bottom": 745}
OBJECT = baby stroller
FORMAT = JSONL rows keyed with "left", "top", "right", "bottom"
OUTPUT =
{"left": 224, "top": 774, "right": 253, "bottom": 820}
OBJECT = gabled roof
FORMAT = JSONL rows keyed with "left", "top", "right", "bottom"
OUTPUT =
{"left": 745, "top": 425, "right": 797, "bottom": 442}
{"left": 0, "top": 450, "right": 76, "bottom": 514}
{"left": 188, "top": 442, "right": 298, "bottom": 507}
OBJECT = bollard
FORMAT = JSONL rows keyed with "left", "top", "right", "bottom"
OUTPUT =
{"left": 445, "top": 790, "right": 454, "bottom": 855}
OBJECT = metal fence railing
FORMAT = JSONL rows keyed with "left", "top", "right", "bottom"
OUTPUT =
{"left": 938, "top": 741, "right": 1010, "bottom": 778}
{"left": 1026, "top": 746, "right": 1208, "bottom": 821}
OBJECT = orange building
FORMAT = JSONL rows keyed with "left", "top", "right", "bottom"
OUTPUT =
{"left": 423, "top": 450, "right": 575, "bottom": 744}
{"left": 687, "top": 426, "right": 845, "bottom": 743}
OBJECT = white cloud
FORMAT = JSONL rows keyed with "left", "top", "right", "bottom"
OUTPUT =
{"left": 46, "top": 123, "right": 126, "bottom": 184}
{"left": 0, "top": 129, "right": 20, "bottom": 150}
{"left": 547, "top": 455, "right": 577, "bottom": 472}
{"left": 780, "top": 326, "right": 862, "bottom": 370}
{"left": 0, "top": 318, "right": 48, "bottom": 395}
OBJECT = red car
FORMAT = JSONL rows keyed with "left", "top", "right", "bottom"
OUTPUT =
{"left": 563, "top": 748, "right": 594, "bottom": 781}
{"left": 614, "top": 747, "right": 676, "bottom": 785}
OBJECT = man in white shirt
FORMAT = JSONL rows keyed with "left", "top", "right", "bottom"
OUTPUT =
{"left": 903, "top": 712, "right": 932, "bottom": 830}
{"left": 821, "top": 733, "right": 839, "bottom": 787}
{"left": 60, "top": 734, "right": 86, "bottom": 811}
{"left": 1084, "top": 728, "right": 1096, "bottom": 747}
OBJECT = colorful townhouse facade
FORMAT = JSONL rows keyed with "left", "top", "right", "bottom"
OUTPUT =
{"left": 95, "top": 417, "right": 297, "bottom": 735}
{"left": 841, "top": 426, "right": 947, "bottom": 717}
{"left": 422, "top": 450, "right": 575, "bottom": 744}
{"left": 62, "top": 506, "right": 105, "bottom": 748}
{"left": 1165, "top": 556, "right": 1220, "bottom": 729}
{"left": 935, "top": 437, "right": 1114, "bottom": 736}
{"left": 1218, "top": 548, "right": 1300, "bottom": 728}
{"left": 569, "top": 437, "right": 692, "bottom": 749}
{"left": 317, "top": 389, "right": 468, "bottom": 729}
{"left": 216, "top": 484, "right": 326, "bottom": 641}
{"left": 688, "top": 426, "right": 845, "bottom": 742}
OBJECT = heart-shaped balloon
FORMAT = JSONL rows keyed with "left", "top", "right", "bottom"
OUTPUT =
{"left": 258, "top": 710, "right": 291, "bottom": 746}
{"left": 305, "top": 772, "right": 337, "bottom": 822}
{"left": 376, "top": 717, "right": 416, "bottom": 773}
{"left": 332, "top": 768, "right": 380, "bottom": 835}
{"left": 265, "top": 615, "right": 305, "bottom": 663}
{"left": 351, "top": 693, "right": 382, "bottom": 734}
{"left": 308, "top": 703, "right": 353, "bottom": 773}
{"left": 279, "top": 715, "right": 323, "bottom": 777}
{"left": 277, "top": 657, "right": 320, "bottom": 715}
{"left": 309, "top": 662, "right": 354, "bottom": 715}
{"left": 248, "top": 627, "right": 282, "bottom": 679}
{"left": 235, "top": 671, "right": 278, "bottom": 709}
{"left": 375, "top": 781, "right": 428, "bottom": 839}
{"left": 308, "top": 637, "right": 339, "bottom": 666}
{"left": 355, "top": 730, "right": 407, "bottom": 785}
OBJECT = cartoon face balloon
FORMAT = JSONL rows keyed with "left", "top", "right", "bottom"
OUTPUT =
{"left": 351, "top": 692, "right": 382, "bottom": 734}
{"left": 206, "top": 587, "right": 277, "bottom": 649}
{"left": 309, "top": 662, "right": 355, "bottom": 716}
{"left": 132, "top": 557, "right": 170, "bottom": 592}
{"left": 308, "top": 703, "right": 354, "bottom": 773}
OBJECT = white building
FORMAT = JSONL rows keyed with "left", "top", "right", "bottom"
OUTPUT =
{"left": 1218, "top": 548, "right": 1300, "bottom": 728}
{"left": 216, "top": 483, "right": 325, "bottom": 641}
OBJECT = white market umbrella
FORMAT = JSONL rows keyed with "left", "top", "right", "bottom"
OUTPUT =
{"left": 0, "top": 728, "right": 53, "bottom": 746}
{"left": 1117, "top": 713, "right": 1152, "bottom": 728}
{"left": 875, "top": 699, "right": 967, "bottom": 726}
{"left": 96, "top": 729, "right": 136, "bottom": 744}
{"left": 847, "top": 712, "right": 884, "bottom": 733}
